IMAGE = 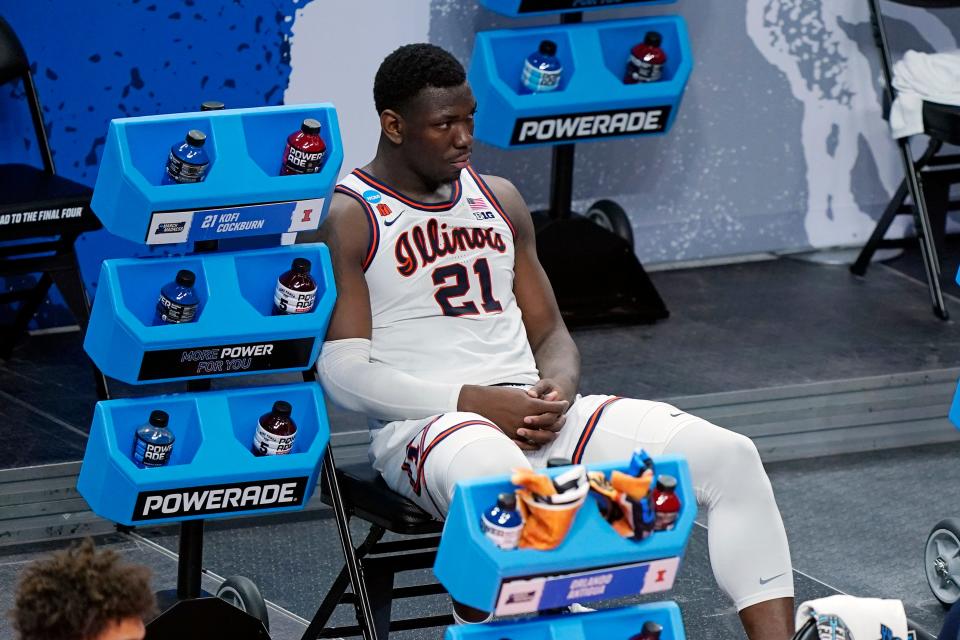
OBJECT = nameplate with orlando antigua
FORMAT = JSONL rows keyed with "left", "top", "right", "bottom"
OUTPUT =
{"left": 510, "top": 105, "right": 672, "bottom": 145}
{"left": 137, "top": 338, "right": 315, "bottom": 381}
{"left": 132, "top": 477, "right": 308, "bottom": 521}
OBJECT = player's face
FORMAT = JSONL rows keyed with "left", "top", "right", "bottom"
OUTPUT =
{"left": 401, "top": 83, "right": 476, "bottom": 184}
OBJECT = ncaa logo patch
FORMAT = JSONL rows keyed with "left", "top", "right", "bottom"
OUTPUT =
{"left": 363, "top": 190, "right": 382, "bottom": 204}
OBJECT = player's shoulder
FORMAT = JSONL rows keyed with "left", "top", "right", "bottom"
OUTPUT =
{"left": 475, "top": 173, "right": 523, "bottom": 206}
{"left": 296, "top": 186, "right": 370, "bottom": 250}
{"left": 473, "top": 172, "right": 535, "bottom": 240}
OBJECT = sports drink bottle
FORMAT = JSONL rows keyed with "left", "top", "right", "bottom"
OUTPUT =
{"left": 253, "top": 400, "right": 298, "bottom": 456}
{"left": 132, "top": 410, "right": 175, "bottom": 468}
{"left": 273, "top": 258, "right": 317, "bottom": 315}
{"left": 521, "top": 40, "right": 562, "bottom": 93}
{"left": 624, "top": 31, "right": 666, "bottom": 84}
{"left": 162, "top": 130, "right": 210, "bottom": 184}
{"left": 653, "top": 474, "right": 681, "bottom": 531}
{"left": 280, "top": 118, "right": 326, "bottom": 175}
{"left": 627, "top": 448, "right": 657, "bottom": 540}
{"left": 629, "top": 621, "right": 663, "bottom": 640}
{"left": 481, "top": 492, "right": 523, "bottom": 550}
{"left": 155, "top": 269, "right": 200, "bottom": 325}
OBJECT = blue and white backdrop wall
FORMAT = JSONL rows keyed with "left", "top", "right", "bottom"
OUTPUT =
{"left": 2, "top": 0, "right": 957, "bottom": 327}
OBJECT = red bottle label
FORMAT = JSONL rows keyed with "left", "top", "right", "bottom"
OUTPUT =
{"left": 281, "top": 131, "right": 326, "bottom": 175}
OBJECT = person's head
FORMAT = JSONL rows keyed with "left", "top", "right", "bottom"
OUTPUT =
{"left": 11, "top": 539, "right": 156, "bottom": 640}
{"left": 374, "top": 43, "right": 474, "bottom": 185}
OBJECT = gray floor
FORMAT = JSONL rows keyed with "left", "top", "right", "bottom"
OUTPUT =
{"left": 4, "top": 439, "right": 953, "bottom": 640}
{"left": 1, "top": 251, "right": 959, "bottom": 638}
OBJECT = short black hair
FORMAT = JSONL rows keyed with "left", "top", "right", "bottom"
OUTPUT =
{"left": 374, "top": 43, "right": 466, "bottom": 115}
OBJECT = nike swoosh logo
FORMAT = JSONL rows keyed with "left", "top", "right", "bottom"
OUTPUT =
{"left": 759, "top": 572, "right": 786, "bottom": 585}
{"left": 383, "top": 211, "right": 405, "bottom": 226}
{"left": 669, "top": 411, "right": 684, "bottom": 418}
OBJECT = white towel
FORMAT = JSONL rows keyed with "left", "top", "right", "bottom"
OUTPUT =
{"left": 889, "top": 49, "right": 960, "bottom": 139}
{"left": 795, "top": 595, "right": 908, "bottom": 640}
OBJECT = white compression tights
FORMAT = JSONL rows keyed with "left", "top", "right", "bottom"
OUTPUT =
{"left": 660, "top": 418, "right": 794, "bottom": 610}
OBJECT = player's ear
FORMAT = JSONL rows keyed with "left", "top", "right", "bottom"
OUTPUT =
{"left": 380, "top": 109, "right": 404, "bottom": 145}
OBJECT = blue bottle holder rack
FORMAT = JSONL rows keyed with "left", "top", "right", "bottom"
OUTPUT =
{"left": 76, "top": 382, "right": 330, "bottom": 526}
{"left": 91, "top": 103, "right": 343, "bottom": 245}
{"left": 445, "top": 602, "right": 686, "bottom": 640}
{"left": 468, "top": 16, "right": 692, "bottom": 148}
{"left": 949, "top": 379, "right": 960, "bottom": 430}
{"left": 84, "top": 244, "right": 335, "bottom": 384}
{"left": 480, "top": 0, "right": 676, "bottom": 18}
{"left": 434, "top": 455, "right": 695, "bottom": 614}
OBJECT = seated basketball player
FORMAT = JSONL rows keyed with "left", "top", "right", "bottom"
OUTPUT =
{"left": 302, "top": 44, "right": 795, "bottom": 639}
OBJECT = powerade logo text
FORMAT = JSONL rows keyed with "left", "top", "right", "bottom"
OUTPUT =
{"left": 363, "top": 190, "right": 381, "bottom": 204}
{"left": 510, "top": 106, "right": 672, "bottom": 145}
{"left": 133, "top": 477, "right": 308, "bottom": 521}
{"left": 137, "top": 337, "right": 315, "bottom": 381}
{"left": 156, "top": 221, "right": 187, "bottom": 234}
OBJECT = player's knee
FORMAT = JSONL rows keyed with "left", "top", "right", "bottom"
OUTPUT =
{"left": 721, "top": 431, "right": 762, "bottom": 469}
{"left": 447, "top": 433, "right": 529, "bottom": 483}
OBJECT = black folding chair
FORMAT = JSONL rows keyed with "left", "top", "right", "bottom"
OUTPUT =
{"left": 0, "top": 16, "right": 101, "bottom": 356}
{"left": 302, "top": 448, "right": 453, "bottom": 640}
{"left": 850, "top": 0, "right": 960, "bottom": 320}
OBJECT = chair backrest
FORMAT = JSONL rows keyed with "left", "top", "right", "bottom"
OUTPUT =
{"left": 0, "top": 16, "right": 54, "bottom": 174}
{"left": 0, "top": 16, "right": 29, "bottom": 86}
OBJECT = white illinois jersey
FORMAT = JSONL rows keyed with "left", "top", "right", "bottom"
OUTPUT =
{"left": 335, "top": 166, "right": 539, "bottom": 388}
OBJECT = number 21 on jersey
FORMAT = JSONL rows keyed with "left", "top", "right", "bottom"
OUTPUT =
{"left": 432, "top": 258, "right": 502, "bottom": 317}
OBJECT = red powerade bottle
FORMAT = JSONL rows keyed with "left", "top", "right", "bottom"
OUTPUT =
{"left": 280, "top": 118, "right": 326, "bottom": 175}
{"left": 653, "top": 474, "right": 681, "bottom": 531}
{"left": 624, "top": 31, "right": 667, "bottom": 84}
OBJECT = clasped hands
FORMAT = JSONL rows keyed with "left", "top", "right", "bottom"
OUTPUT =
{"left": 457, "top": 379, "right": 570, "bottom": 451}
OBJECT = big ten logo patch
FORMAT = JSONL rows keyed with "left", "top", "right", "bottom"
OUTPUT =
{"left": 376, "top": 203, "right": 392, "bottom": 217}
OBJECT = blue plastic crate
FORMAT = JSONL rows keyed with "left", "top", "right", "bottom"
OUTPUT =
{"left": 468, "top": 16, "right": 692, "bottom": 148}
{"left": 76, "top": 382, "right": 329, "bottom": 526}
{"left": 434, "top": 455, "right": 695, "bottom": 613}
{"left": 480, "top": 0, "right": 676, "bottom": 17}
{"left": 446, "top": 602, "right": 686, "bottom": 640}
{"left": 91, "top": 104, "right": 342, "bottom": 245}
{"left": 83, "top": 244, "right": 335, "bottom": 384}
{"left": 949, "top": 379, "right": 960, "bottom": 431}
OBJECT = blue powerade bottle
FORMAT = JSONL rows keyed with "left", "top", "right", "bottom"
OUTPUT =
{"left": 162, "top": 129, "right": 210, "bottom": 184}
{"left": 521, "top": 39, "right": 562, "bottom": 93}
{"left": 481, "top": 492, "right": 523, "bottom": 550}
{"left": 155, "top": 269, "right": 200, "bottom": 325}
{"left": 132, "top": 410, "right": 175, "bottom": 468}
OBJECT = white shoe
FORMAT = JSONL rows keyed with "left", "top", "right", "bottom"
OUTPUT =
{"left": 566, "top": 603, "right": 596, "bottom": 614}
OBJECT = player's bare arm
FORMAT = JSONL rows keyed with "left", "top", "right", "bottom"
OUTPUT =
{"left": 299, "top": 193, "right": 373, "bottom": 342}
{"left": 483, "top": 174, "right": 581, "bottom": 412}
